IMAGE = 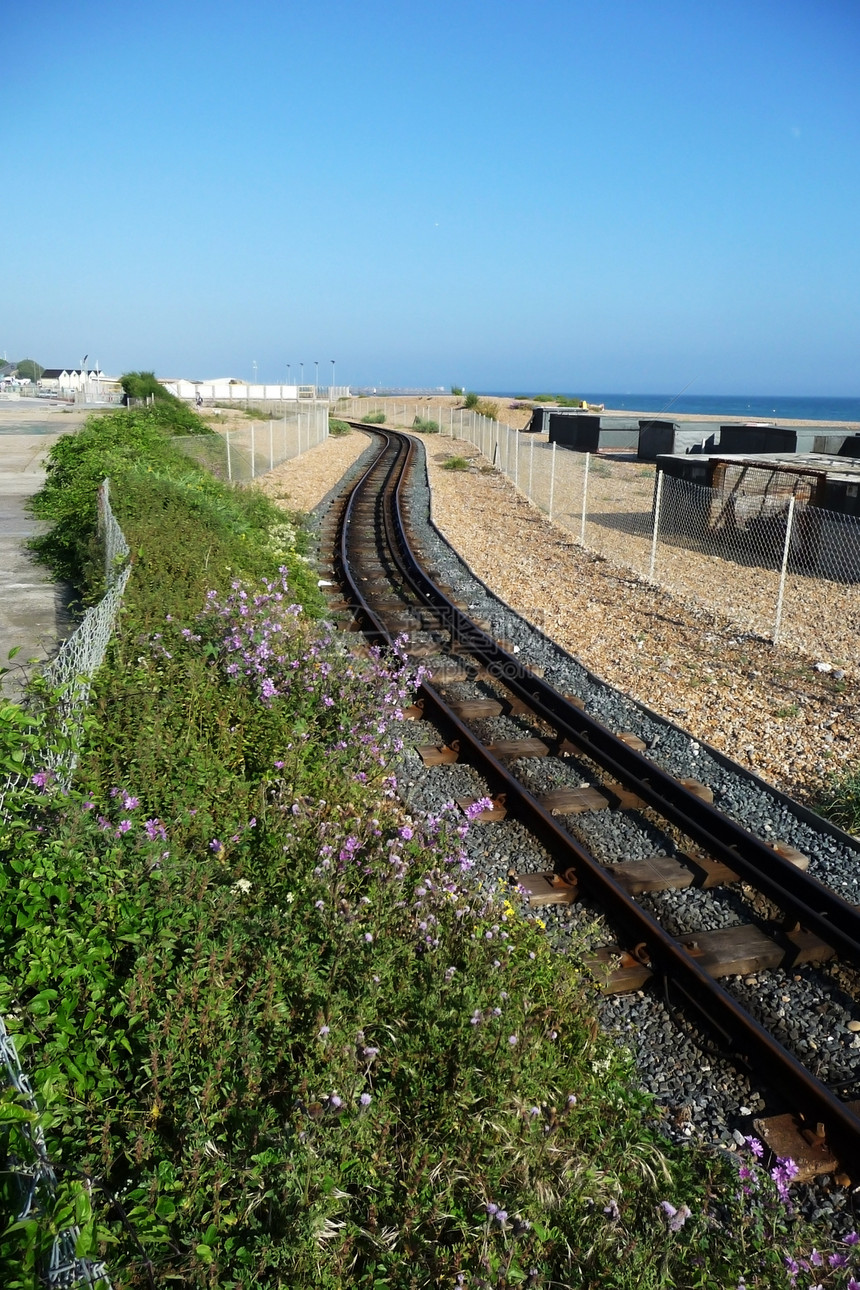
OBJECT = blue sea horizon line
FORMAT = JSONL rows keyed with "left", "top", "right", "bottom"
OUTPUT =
{"left": 491, "top": 392, "right": 860, "bottom": 424}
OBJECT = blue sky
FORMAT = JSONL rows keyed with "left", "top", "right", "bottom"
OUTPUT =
{"left": 3, "top": 0, "right": 858, "bottom": 393}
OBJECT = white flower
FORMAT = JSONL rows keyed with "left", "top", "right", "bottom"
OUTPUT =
{"left": 232, "top": 878, "right": 252, "bottom": 894}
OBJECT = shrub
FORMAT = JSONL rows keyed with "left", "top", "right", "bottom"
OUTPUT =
{"left": 475, "top": 399, "right": 500, "bottom": 421}
{"left": 361, "top": 411, "right": 386, "bottom": 424}
{"left": 120, "top": 370, "right": 181, "bottom": 405}
{"left": 464, "top": 391, "right": 479, "bottom": 409}
{"left": 442, "top": 455, "right": 471, "bottom": 470}
{"left": 328, "top": 418, "right": 351, "bottom": 436}
{"left": 450, "top": 385, "right": 464, "bottom": 396}
{"left": 412, "top": 416, "right": 440, "bottom": 434}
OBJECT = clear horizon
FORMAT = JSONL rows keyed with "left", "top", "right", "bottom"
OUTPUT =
{"left": 4, "top": 0, "right": 859, "bottom": 395}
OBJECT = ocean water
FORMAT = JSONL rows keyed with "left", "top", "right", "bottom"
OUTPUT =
{"left": 535, "top": 394, "right": 860, "bottom": 423}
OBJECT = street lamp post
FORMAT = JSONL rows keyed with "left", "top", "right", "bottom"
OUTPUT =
{"left": 300, "top": 363, "right": 304, "bottom": 387}
{"left": 314, "top": 361, "right": 319, "bottom": 395}
{"left": 331, "top": 359, "right": 335, "bottom": 398}
{"left": 286, "top": 363, "right": 290, "bottom": 390}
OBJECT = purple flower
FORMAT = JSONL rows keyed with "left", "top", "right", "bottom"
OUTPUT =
{"left": 30, "top": 770, "right": 52, "bottom": 790}
{"left": 116, "top": 819, "right": 132, "bottom": 835}
{"left": 660, "top": 1200, "right": 691, "bottom": 1232}
{"left": 329, "top": 1094, "right": 342, "bottom": 1108}
{"left": 359, "top": 1092, "right": 372, "bottom": 1106}
{"left": 209, "top": 838, "right": 223, "bottom": 852}
{"left": 465, "top": 795, "right": 493, "bottom": 821}
{"left": 144, "top": 818, "right": 167, "bottom": 841}
{"left": 829, "top": 1253, "right": 848, "bottom": 1268}
{"left": 845, "top": 1233, "right": 860, "bottom": 1246}
{"left": 770, "top": 1156, "right": 798, "bottom": 1203}
{"left": 745, "top": 1135, "right": 764, "bottom": 1158}
{"left": 399, "top": 825, "right": 414, "bottom": 840}
{"left": 494, "top": 1210, "right": 508, "bottom": 1225}
{"left": 364, "top": 932, "right": 373, "bottom": 943}
{"left": 508, "top": 1035, "right": 518, "bottom": 1046}
{"left": 485, "top": 1203, "right": 498, "bottom": 1216}
{"left": 529, "top": 1106, "right": 540, "bottom": 1117}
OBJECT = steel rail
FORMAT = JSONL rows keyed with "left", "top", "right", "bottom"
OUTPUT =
{"left": 335, "top": 426, "right": 860, "bottom": 1174}
{"left": 382, "top": 437, "right": 860, "bottom": 970}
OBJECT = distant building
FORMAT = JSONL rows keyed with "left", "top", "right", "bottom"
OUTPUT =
{"left": 38, "top": 369, "right": 118, "bottom": 394}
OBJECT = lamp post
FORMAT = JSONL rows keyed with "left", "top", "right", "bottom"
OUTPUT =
{"left": 252, "top": 360, "right": 258, "bottom": 387}
{"left": 314, "top": 360, "right": 319, "bottom": 395}
{"left": 331, "top": 359, "right": 335, "bottom": 397}
{"left": 286, "top": 363, "right": 290, "bottom": 389}
{"left": 300, "top": 362, "right": 304, "bottom": 387}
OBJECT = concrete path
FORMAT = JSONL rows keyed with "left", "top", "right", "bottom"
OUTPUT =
{"left": 0, "top": 432, "right": 72, "bottom": 699}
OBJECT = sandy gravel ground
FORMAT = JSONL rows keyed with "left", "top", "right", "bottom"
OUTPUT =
{"left": 422, "top": 434, "right": 858, "bottom": 808}
{"left": 254, "top": 428, "right": 371, "bottom": 513}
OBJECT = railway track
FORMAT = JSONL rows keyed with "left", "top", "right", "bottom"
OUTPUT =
{"left": 318, "top": 424, "right": 860, "bottom": 1184}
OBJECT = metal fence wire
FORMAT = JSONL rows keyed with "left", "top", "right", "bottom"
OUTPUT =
{"left": 417, "top": 409, "right": 860, "bottom": 668}
{"left": 0, "top": 480, "right": 125, "bottom": 1288}
{"left": 173, "top": 404, "right": 329, "bottom": 483}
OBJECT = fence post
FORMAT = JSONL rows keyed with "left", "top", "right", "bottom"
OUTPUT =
{"left": 269, "top": 419, "right": 274, "bottom": 471}
{"left": 226, "top": 430, "right": 232, "bottom": 482}
{"left": 529, "top": 434, "right": 534, "bottom": 501}
{"left": 773, "top": 495, "right": 796, "bottom": 645}
{"left": 580, "top": 452, "right": 590, "bottom": 544}
{"left": 649, "top": 468, "right": 664, "bottom": 582}
{"left": 251, "top": 424, "right": 256, "bottom": 478}
{"left": 283, "top": 414, "right": 288, "bottom": 459}
{"left": 514, "top": 428, "right": 519, "bottom": 489}
{"left": 548, "top": 442, "right": 557, "bottom": 521}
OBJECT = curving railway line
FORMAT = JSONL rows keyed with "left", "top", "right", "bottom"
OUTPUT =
{"left": 319, "top": 424, "right": 860, "bottom": 1182}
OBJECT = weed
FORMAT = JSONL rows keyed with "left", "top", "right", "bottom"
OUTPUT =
{"left": 442, "top": 455, "right": 471, "bottom": 471}
{"left": 412, "top": 416, "right": 440, "bottom": 434}
{"left": 361, "top": 411, "right": 386, "bottom": 424}
{"left": 328, "top": 418, "right": 352, "bottom": 436}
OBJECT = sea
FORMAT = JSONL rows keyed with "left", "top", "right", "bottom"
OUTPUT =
{"left": 502, "top": 393, "right": 860, "bottom": 424}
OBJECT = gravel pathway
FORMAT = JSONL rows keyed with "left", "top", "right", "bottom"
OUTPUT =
{"left": 254, "top": 427, "right": 372, "bottom": 514}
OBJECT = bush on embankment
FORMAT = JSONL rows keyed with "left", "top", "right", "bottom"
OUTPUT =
{"left": 0, "top": 408, "right": 852, "bottom": 1287}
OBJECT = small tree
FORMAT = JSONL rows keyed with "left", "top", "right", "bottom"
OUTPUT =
{"left": 15, "top": 358, "right": 44, "bottom": 382}
{"left": 120, "top": 371, "right": 177, "bottom": 403}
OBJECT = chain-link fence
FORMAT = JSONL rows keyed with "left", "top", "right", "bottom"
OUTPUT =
{"left": 1, "top": 1016, "right": 112, "bottom": 1288}
{"left": 0, "top": 481, "right": 126, "bottom": 1287}
{"left": 433, "top": 416, "right": 860, "bottom": 668}
{"left": 174, "top": 404, "right": 329, "bottom": 483}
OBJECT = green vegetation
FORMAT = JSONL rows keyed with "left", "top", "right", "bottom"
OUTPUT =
{"left": 451, "top": 385, "right": 464, "bottom": 396}
{"left": 0, "top": 405, "right": 854, "bottom": 1285}
{"left": 533, "top": 394, "right": 586, "bottom": 407}
{"left": 14, "top": 358, "right": 44, "bottom": 382}
{"left": 328, "top": 418, "right": 352, "bottom": 436}
{"left": 119, "top": 370, "right": 181, "bottom": 404}
{"left": 462, "top": 393, "right": 500, "bottom": 420}
{"left": 361, "top": 411, "right": 386, "bottom": 424}
{"left": 817, "top": 770, "right": 860, "bottom": 834}
{"left": 442, "top": 454, "right": 472, "bottom": 471}
{"left": 411, "top": 415, "right": 440, "bottom": 434}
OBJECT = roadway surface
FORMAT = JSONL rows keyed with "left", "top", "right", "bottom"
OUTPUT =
{"left": 0, "top": 403, "right": 87, "bottom": 699}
